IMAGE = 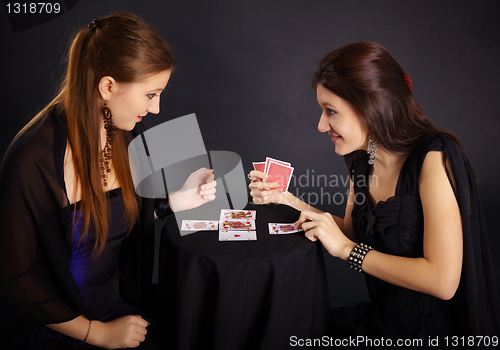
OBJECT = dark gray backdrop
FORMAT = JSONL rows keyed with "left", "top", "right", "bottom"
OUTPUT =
{"left": 1, "top": 0, "right": 499, "bottom": 308}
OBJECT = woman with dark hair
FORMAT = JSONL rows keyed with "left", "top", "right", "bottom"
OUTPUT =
{"left": 249, "top": 42, "right": 499, "bottom": 342}
{"left": 0, "top": 12, "right": 216, "bottom": 349}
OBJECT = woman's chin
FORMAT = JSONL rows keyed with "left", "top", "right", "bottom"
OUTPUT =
{"left": 115, "top": 122, "right": 135, "bottom": 132}
{"left": 334, "top": 145, "right": 348, "bottom": 156}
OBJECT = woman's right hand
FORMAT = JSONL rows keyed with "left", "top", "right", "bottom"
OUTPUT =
{"left": 248, "top": 170, "right": 285, "bottom": 204}
{"left": 90, "top": 315, "right": 149, "bottom": 349}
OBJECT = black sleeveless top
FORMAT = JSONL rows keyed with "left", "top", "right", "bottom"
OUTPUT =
{"left": 29, "top": 189, "right": 141, "bottom": 349}
{"left": 0, "top": 109, "right": 161, "bottom": 349}
{"left": 343, "top": 133, "right": 500, "bottom": 342}
{"left": 67, "top": 188, "right": 129, "bottom": 318}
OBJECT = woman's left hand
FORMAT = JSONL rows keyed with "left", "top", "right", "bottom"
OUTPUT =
{"left": 295, "top": 210, "right": 355, "bottom": 260}
{"left": 169, "top": 168, "right": 217, "bottom": 212}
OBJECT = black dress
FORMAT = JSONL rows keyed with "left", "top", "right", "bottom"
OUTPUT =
{"left": 333, "top": 133, "right": 500, "bottom": 345}
{"left": 0, "top": 108, "right": 164, "bottom": 349}
{"left": 30, "top": 188, "right": 146, "bottom": 349}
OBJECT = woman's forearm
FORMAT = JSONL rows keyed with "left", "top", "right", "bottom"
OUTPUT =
{"left": 47, "top": 315, "right": 104, "bottom": 346}
{"left": 282, "top": 191, "right": 322, "bottom": 212}
{"left": 359, "top": 251, "right": 461, "bottom": 300}
{"left": 282, "top": 191, "right": 344, "bottom": 230}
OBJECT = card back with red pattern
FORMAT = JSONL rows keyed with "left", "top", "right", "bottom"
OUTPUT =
{"left": 267, "top": 161, "right": 294, "bottom": 193}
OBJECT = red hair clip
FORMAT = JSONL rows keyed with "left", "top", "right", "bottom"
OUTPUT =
{"left": 403, "top": 72, "right": 412, "bottom": 92}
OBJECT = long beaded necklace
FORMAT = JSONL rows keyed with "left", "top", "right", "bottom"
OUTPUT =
{"left": 101, "top": 102, "right": 116, "bottom": 187}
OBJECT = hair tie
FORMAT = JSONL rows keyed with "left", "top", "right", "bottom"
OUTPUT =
{"left": 88, "top": 18, "right": 99, "bottom": 32}
{"left": 403, "top": 72, "right": 412, "bottom": 92}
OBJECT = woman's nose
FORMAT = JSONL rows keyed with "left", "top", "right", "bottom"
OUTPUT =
{"left": 317, "top": 113, "right": 330, "bottom": 133}
{"left": 147, "top": 98, "right": 161, "bottom": 114}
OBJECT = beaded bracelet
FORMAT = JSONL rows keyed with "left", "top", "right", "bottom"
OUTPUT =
{"left": 83, "top": 320, "right": 92, "bottom": 343}
{"left": 348, "top": 243, "right": 373, "bottom": 272}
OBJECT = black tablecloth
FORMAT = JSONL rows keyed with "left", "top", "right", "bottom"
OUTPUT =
{"left": 157, "top": 203, "right": 330, "bottom": 350}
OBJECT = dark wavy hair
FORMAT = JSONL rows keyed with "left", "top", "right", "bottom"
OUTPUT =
{"left": 312, "top": 42, "right": 459, "bottom": 155}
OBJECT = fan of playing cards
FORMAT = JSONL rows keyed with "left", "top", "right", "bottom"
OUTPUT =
{"left": 252, "top": 157, "right": 294, "bottom": 193}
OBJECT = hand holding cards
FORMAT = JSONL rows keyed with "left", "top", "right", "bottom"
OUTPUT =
{"left": 253, "top": 157, "right": 294, "bottom": 193}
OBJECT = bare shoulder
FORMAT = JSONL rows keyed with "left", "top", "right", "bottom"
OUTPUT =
{"left": 420, "top": 151, "right": 446, "bottom": 182}
{"left": 419, "top": 150, "right": 459, "bottom": 214}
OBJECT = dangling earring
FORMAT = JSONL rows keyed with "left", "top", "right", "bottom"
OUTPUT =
{"left": 101, "top": 101, "right": 116, "bottom": 187}
{"left": 367, "top": 135, "right": 377, "bottom": 165}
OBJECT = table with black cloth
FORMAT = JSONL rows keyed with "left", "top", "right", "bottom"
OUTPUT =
{"left": 156, "top": 203, "right": 330, "bottom": 350}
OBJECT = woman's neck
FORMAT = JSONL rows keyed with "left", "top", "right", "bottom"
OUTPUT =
{"left": 371, "top": 146, "right": 408, "bottom": 172}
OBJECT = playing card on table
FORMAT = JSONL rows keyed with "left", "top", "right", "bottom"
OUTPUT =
{"left": 219, "top": 230, "right": 257, "bottom": 241}
{"left": 220, "top": 220, "right": 256, "bottom": 231}
{"left": 181, "top": 220, "right": 219, "bottom": 231}
{"left": 266, "top": 161, "right": 294, "bottom": 193}
{"left": 220, "top": 209, "right": 257, "bottom": 221}
{"left": 268, "top": 223, "right": 303, "bottom": 234}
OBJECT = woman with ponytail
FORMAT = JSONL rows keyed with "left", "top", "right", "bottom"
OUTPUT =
{"left": 0, "top": 12, "right": 216, "bottom": 349}
{"left": 249, "top": 42, "right": 499, "bottom": 343}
